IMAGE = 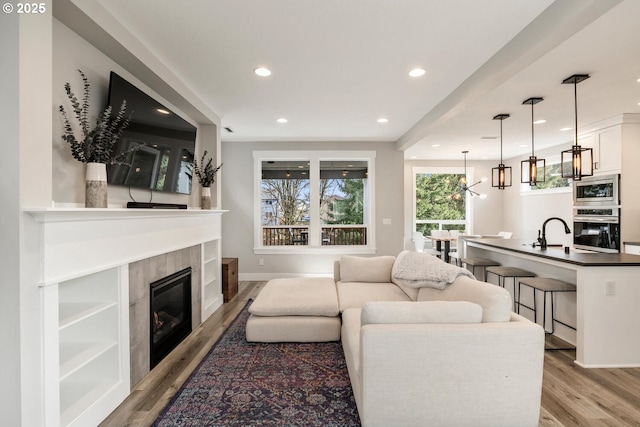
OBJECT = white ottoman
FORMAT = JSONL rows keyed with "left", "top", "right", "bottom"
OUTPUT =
{"left": 246, "top": 277, "right": 341, "bottom": 342}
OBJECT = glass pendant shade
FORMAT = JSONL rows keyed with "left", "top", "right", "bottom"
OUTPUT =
{"left": 492, "top": 114, "right": 511, "bottom": 189}
{"left": 521, "top": 156, "right": 545, "bottom": 185}
{"left": 560, "top": 74, "right": 593, "bottom": 180}
{"left": 492, "top": 164, "right": 512, "bottom": 189}
{"left": 561, "top": 145, "right": 593, "bottom": 179}
{"left": 521, "top": 97, "right": 545, "bottom": 186}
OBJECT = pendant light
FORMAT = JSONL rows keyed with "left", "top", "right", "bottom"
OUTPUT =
{"left": 561, "top": 74, "right": 593, "bottom": 180}
{"left": 521, "top": 97, "right": 545, "bottom": 185}
{"left": 453, "top": 150, "right": 487, "bottom": 199}
{"left": 492, "top": 114, "right": 511, "bottom": 189}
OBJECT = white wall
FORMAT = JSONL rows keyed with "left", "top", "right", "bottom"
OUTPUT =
{"left": 221, "top": 141, "right": 404, "bottom": 279}
{"left": 502, "top": 143, "right": 574, "bottom": 247}
{"left": 0, "top": 10, "right": 23, "bottom": 426}
{"left": 52, "top": 19, "right": 217, "bottom": 207}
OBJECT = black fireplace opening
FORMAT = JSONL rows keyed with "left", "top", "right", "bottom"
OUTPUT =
{"left": 150, "top": 267, "right": 192, "bottom": 368}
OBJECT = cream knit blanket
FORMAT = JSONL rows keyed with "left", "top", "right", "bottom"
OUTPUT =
{"left": 392, "top": 250, "right": 475, "bottom": 290}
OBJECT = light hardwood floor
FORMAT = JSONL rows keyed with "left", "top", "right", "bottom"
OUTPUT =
{"left": 101, "top": 281, "right": 640, "bottom": 427}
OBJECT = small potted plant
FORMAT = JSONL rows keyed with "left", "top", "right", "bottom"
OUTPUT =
{"left": 187, "top": 150, "right": 222, "bottom": 209}
{"left": 59, "top": 69, "right": 135, "bottom": 208}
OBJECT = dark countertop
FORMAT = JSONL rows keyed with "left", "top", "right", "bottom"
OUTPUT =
{"left": 624, "top": 242, "right": 640, "bottom": 246}
{"left": 466, "top": 238, "right": 640, "bottom": 267}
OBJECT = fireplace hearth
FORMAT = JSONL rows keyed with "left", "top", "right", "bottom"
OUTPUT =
{"left": 150, "top": 267, "right": 193, "bottom": 368}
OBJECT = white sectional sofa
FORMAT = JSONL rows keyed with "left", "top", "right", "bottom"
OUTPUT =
{"left": 247, "top": 254, "right": 545, "bottom": 427}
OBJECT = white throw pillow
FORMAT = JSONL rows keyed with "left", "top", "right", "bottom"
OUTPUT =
{"left": 360, "top": 301, "right": 482, "bottom": 326}
{"left": 339, "top": 256, "right": 396, "bottom": 283}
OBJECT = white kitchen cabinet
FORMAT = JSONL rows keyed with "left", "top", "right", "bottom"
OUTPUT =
{"left": 578, "top": 125, "right": 622, "bottom": 175}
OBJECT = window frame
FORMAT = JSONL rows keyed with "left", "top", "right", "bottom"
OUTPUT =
{"left": 412, "top": 166, "right": 475, "bottom": 235}
{"left": 253, "top": 150, "right": 376, "bottom": 255}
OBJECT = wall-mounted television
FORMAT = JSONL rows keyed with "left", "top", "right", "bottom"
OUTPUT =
{"left": 107, "top": 72, "right": 197, "bottom": 195}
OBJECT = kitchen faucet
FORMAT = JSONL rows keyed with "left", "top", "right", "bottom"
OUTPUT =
{"left": 537, "top": 217, "right": 571, "bottom": 250}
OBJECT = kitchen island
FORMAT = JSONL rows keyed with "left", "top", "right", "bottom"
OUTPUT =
{"left": 465, "top": 238, "right": 640, "bottom": 368}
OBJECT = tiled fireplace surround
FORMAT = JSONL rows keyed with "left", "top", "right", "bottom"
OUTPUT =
{"left": 129, "top": 246, "right": 202, "bottom": 386}
{"left": 26, "top": 208, "right": 224, "bottom": 427}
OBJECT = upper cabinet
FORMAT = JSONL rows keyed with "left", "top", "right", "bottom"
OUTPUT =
{"left": 578, "top": 125, "right": 622, "bottom": 175}
{"left": 578, "top": 114, "right": 640, "bottom": 177}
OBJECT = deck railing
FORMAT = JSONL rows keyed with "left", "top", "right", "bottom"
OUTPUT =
{"left": 262, "top": 225, "right": 367, "bottom": 246}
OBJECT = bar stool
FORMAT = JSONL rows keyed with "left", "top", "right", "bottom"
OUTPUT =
{"left": 461, "top": 258, "right": 500, "bottom": 281}
{"left": 516, "top": 277, "right": 576, "bottom": 350}
{"left": 485, "top": 266, "right": 535, "bottom": 311}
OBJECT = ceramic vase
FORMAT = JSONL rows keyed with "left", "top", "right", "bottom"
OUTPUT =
{"left": 85, "top": 162, "right": 108, "bottom": 208}
{"left": 201, "top": 186, "right": 212, "bottom": 210}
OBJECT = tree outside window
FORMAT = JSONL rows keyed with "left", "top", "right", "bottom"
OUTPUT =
{"left": 415, "top": 172, "right": 467, "bottom": 235}
{"left": 256, "top": 152, "right": 374, "bottom": 250}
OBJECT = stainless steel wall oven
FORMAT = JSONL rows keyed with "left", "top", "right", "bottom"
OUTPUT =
{"left": 573, "top": 207, "right": 620, "bottom": 253}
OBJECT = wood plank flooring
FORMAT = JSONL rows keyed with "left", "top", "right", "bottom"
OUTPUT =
{"left": 100, "top": 281, "right": 640, "bottom": 427}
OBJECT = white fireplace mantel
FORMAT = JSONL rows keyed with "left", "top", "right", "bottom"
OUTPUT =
{"left": 24, "top": 207, "right": 226, "bottom": 427}
{"left": 24, "top": 208, "right": 226, "bottom": 286}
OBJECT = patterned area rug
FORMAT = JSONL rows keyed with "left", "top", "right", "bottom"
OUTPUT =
{"left": 152, "top": 301, "right": 361, "bottom": 426}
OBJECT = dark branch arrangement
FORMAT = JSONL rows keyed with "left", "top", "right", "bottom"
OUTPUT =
{"left": 187, "top": 151, "right": 222, "bottom": 187}
{"left": 59, "top": 69, "right": 135, "bottom": 164}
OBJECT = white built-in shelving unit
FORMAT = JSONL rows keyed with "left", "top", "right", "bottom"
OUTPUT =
{"left": 25, "top": 208, "right": 226, "bottom": 427}
{"left": 58, "top": 267, "right": 129, "bottom": 427}
{"left": 202, "top": 239, "right": 222, "bottom": 322}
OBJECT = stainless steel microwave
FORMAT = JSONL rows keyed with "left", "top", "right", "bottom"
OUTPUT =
{"left": 573, "top": 174, "right": 619, "bottom": 206}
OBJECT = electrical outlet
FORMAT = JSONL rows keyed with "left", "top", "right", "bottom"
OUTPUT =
{"left": 605, "top": 281, "right": 615, "bottom": 296}
{"left": 259, "top": 258, "right": 264, "bottom": 266}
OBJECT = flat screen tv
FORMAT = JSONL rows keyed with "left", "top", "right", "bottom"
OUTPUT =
{"left": 107, "top": 71, "right": 196, "bottom": 195}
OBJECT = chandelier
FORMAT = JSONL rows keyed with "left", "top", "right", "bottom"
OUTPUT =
{"left": 451, "top": 150, "right": 487, "bottom": 199}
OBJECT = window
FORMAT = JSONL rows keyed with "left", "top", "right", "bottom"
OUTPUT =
{"left": 413, "top": 166, "right": 471, "bottom": 235}
{"left": 255, "top": 151, "right": 375, "bottom": 254}
{"left": 521, "top": 155, "right": 572, "bottom": 194}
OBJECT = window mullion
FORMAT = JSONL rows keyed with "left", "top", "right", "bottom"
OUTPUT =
{"left": 308, "top": 158, "right": 321, "bottom": 246}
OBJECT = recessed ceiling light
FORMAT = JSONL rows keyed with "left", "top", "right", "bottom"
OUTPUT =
{"left": 533, "top": 119, "right": 546, "bottom": 124}
{"left": 637, "top": 78, "right": 640, "bottom": 82}
{"left": 254, "top": 67, "right": 272, "bottom": 77}
{"left": 276, "top": 118, "right": 288, "bottom": 123}
{"left": 377, "top": 118, "right": 388, "bottom": 123}
{"left": 156, "top": 108, "right": 170, "bottom": 115}
{"left": 409, "top": 68, "right": 426, "bottom": 77}
{"left": 560, "top": 127, "right": 572, "bottom": 132}
{"left": 431, "top": 144, "right": 440, "bottom": 147}
{"left": 410, "top": 156, "right": 417, "bottom": 159}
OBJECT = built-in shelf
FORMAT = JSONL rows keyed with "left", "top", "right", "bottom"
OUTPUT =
{"left": 28, "top": 206, "right": 224, "bottom": 426}
{"left": 57, "top": 268, "right": 128, "bottom": 427}
{"left": 202, "top": 240, "right": 222, "bottom": 322}
{"left": 59, "top": 302, "right": 117, "bottom": 330}
{"left": 59, "top": 341, "right": 118, "bottom": 381}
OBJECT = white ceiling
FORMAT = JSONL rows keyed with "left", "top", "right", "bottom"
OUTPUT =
{"left": 84, "top": 0, "right": 639, "bottom": 160}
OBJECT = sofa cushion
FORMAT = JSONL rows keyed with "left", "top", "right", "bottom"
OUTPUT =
{"left": 249, "top": 277, "right": 339, "bottom": 317}
{"left": 391, "top": 279, "right": 419, "bottom": 301}
{"left": 336, "top": 281, "right": 412, "bottom": 312}
{"left": 339, "top": 256, "right": 396, "bottom": 283}
{"left": 341, "top": 308, "right": 362, "bottom": 375}
{"left": 360, "top": 301, "right": 482, "bottom": 326}
{"left": 417, "top": 275, "right": 512, "bottom": 323}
